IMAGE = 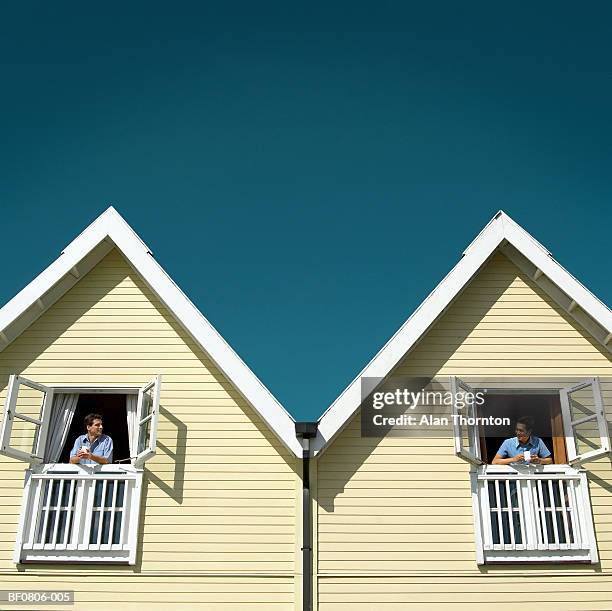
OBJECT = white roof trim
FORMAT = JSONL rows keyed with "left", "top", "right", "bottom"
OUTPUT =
{"left": 315, "top": 210, "right": 612, "bottom": 454}
{"left": 0, "top": 207, "right": 302, "bottom": 457}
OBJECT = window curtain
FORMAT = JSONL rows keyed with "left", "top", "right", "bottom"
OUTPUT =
{"left": 43, "top": 393, "right": 79, "bottom": 463}
{"left": 126, "top": 394, "right": 138, "bottom": 459}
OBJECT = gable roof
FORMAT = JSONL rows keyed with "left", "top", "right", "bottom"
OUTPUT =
{"left": 314, "top": 210, "right": 612, "bottom": 454}
{"left": 0, "top": 207, "right": 302, "bottom": 457}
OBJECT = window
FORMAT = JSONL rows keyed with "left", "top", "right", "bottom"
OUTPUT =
{"left": 561, "top": 378, "right": 610, "bottom": 463}
{"left": 478, "top": 393, "right": 566, "bottom": 464}
{"left": 0, "top": 374, "right": 161, "bottom": 564}
{"left": 451, "top": 376, "right": 609, "bottom": 565}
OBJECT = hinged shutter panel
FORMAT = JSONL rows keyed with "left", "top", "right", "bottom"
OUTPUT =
{"left": 560, "top": 377, "right": 610, "bottom": 465}
{"left": 0, "top": 375, "right": 53, "bottom": 463}
{"left": 451, "top": 376, "right": 483, "bottom": 465}
{"left": 134, "top": 375, "right": 161, "bottom": 467}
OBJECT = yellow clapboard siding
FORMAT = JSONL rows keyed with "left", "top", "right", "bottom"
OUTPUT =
{"left": 320, "top": 591, "right": 612, "bottom": 603}
{"left": 0, "top": 578, "right": 296, "bottom": 590}
{"left": 0, "top": 576, "right": 295, "bottom": 610}
{"left": 139, "top": 533, "right": 295, "bottom": 543}
{"left": 318, "top": 534, "right": 476, "bottom": 544}
{"left": 0, "top": 249, "right": 298, "bottom": 609}
{"left": 0, "top": 604, "right": 291, "bottom": 611}
{"left": 317, "top": 480, "right": 469, "bottom": 490}
{"left": 318, "top": 525, "right": 475, "bottom": 534}
{"left": 316, "top": 250, "right": 612, "bottom": 601}
{"left": 317, "top": 605, "right": 611, "bottom": 611}
{"left": 318, "top": 507, "right": 475, "bottom": 516}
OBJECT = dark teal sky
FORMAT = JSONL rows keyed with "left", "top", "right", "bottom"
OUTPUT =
{"left": 1, "top": 2, "right": 610, "bottom": 420}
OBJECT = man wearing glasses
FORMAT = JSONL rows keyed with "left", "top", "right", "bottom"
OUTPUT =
{"left": 492, "top": 416, "right": 553, "bottom": 465}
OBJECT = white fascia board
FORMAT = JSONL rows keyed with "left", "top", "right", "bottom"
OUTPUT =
{"left": 0, "top": 207, "right": 301, "bottom": 457}
{"left": 0, "top": 215, "right": 109, "bottom": 332}
{"left": 104, "top": 213, "right": 301, "bottom": 457}
{"left": 501, "top": 214, "right": 612, "bottom": 332}
{"left": 314, "top": 214, "right": 505, "bottom": 451}
{"left": 314, "top": 211, "right": 612, "bottom": 454}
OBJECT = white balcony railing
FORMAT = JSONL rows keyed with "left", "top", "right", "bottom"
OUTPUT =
{"left": 14, "top": 464, "right": 143, "bottom": 564}
{"left": 472, "top": 466, "right": 598, "bottom": 563}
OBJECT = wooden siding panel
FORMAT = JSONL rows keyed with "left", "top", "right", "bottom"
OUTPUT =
{"left": 0, "top": 576, "right": 294, "bottom": 610}
{"left": 319, "top": 576, "right": 612, "bottom": 610}
{"left": 317, "top": 251, "right": 612, "bottom": 606}
{"left": 0, "top": 249, "right": 298, "bottom": 609}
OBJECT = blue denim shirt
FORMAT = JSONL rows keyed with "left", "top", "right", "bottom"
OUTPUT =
{"left": 69, "top": 434, "right": 113, "bottom": 464}
{"left": 496, "top": 435, "right": 551, "bottom": 459}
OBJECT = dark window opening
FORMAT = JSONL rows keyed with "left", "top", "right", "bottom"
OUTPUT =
{"left": 478, "top": 393, "right": 567, "bottom": 464}
{"left": 58, "top": 394, "right": 130, "bottom": 463}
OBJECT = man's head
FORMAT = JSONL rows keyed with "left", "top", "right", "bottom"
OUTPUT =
{"left": 515, "top": 416, "right": 534, "bottom": 444}
{"left": 84, "top": 413, "right": 103, "bottom": 440}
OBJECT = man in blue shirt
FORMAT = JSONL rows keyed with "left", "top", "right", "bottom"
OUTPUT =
{"left": 492, "top": 416, "right": 553, "bottom": 465}
{"left": 69, "top": 413, "right": 113, "bottom": 465}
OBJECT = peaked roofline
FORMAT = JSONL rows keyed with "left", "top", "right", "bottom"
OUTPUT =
{"left": 0, "top": 207, "right": 302, "bottom": 457}
{"left": 314, "top": 210, "right": 612, "bottom": 454}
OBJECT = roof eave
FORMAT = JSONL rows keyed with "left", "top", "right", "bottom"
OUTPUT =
{"left": 314, "top": 211, "right": 612, "bottom": 455}
{"left": 0, "top": 207, "right": 302, "bottom": 458}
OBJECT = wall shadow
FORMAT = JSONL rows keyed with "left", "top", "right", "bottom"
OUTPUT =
{"left": 145, "top": 404, "right": 187, "bottom": 504}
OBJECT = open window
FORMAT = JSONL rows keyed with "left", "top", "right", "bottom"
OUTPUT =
{"left": 560, "top": 377, "right": 610, "bottom": 465}
{"left": 450, "top": 377, "right": 606, "bottom": 565}
{"left": 58, "top": 394, "right": 131, "bottom": 463}
{"left": 477, "top": 393, "right": 566, "bottom": 465}
{"left": 0, "top": 374, "right": 162, "bottom": 565}
{"left": 0, "top": 376, "right": 53, "bottom": 464}
{"left": 464, "top": 378, "right": 610, "bottom": 466}
{"left": 135, "top": 376, "right": 161, "bottom": 467}
{"left": 451, "top": 376, "right": 483, "bottom": 465}
{"left": 0, "top": 375, "right": 161, "bottom": 467}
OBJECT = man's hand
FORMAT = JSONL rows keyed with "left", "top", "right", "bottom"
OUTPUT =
{"left": 493, "top": 453, "right": 524, "bottom": 465}
{"left": 71, "top": 449, "right": 109, "bottom": 465}
{"left": 526, "top": 455, "right": 552, "bottom": 465}
{"left": 70, "top": 448, "right": 91, "bottom": 464}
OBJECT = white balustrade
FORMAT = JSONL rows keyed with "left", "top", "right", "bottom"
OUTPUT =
{"left": 14, "top": 465, "right": 142, "bottom": 564}
{"left": 474, "top": 467, "right": 598, "bottom": 563}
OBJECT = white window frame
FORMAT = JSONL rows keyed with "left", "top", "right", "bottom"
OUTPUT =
{"left": 1, "top": 375, "right": 162, "bottom": 564}
{"left": 1, "top": 380, "right": 163, "bottom": 466}
{"left": 450, "top": 376, "right": 483, "bottom": 465}
{"left": 134, "top": 375, "right": 161, "bottom": 467}
{"left": 0, "top": 375, "right": 54, "bottom": 464}
{"left": 560, "top": 377, "right": 610, "bottom": 465}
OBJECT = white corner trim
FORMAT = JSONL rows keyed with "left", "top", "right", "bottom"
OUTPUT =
{"left": 0, "top": 207, "right": 301, "bottom": 457}
{"left": 314, "top": 210, "right": 612, "bottom": 454}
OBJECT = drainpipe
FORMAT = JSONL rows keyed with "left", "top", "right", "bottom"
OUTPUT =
{"left": 295, "top": 421, "right": 318, "bottom": 611}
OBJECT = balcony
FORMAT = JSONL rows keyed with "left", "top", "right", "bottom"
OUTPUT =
{"left": 472, "top": 466, "right": 598, "bottom": 564}
{"left": 14, "top": 464, "right": 143, "bottom": 564}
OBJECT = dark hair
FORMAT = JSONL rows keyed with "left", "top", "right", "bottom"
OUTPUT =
{"left": 84, "top": 413, "right": 103, "bottom": 428}
{"left": 516, "top": 416, "right": 534, "bottom": 432}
